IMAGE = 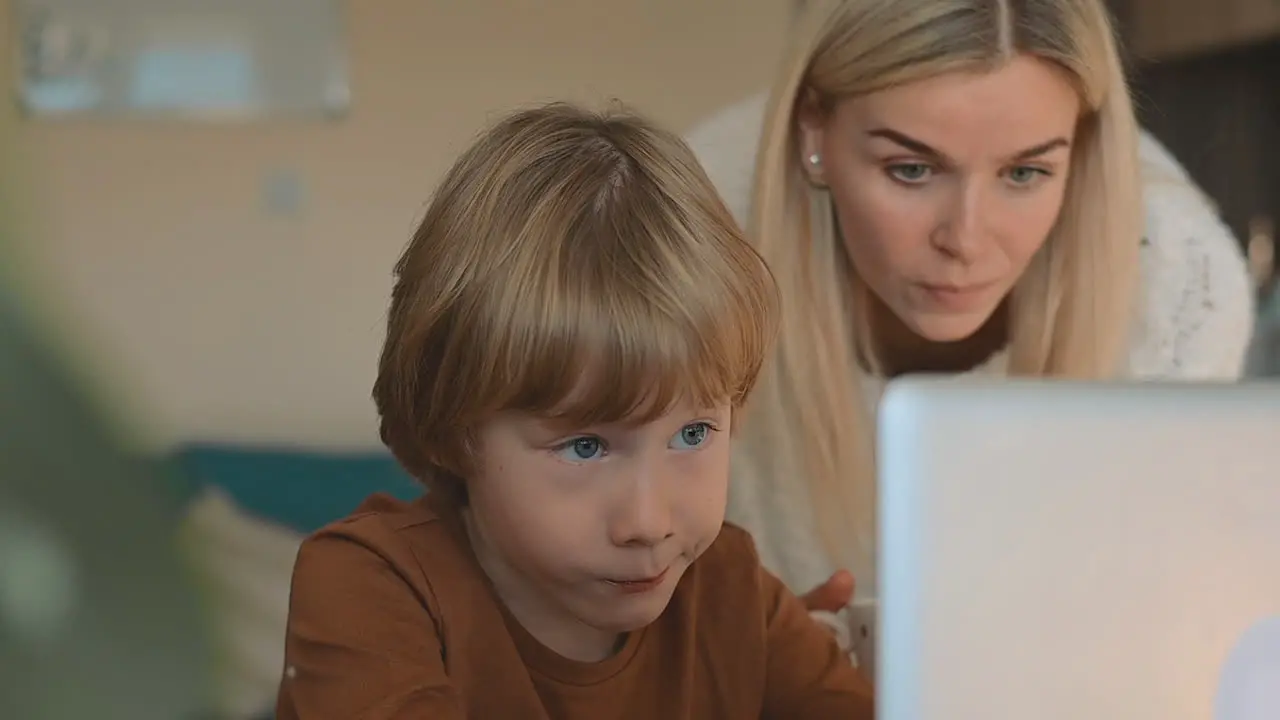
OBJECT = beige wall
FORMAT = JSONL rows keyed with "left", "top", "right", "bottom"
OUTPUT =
{"left": 4, "top": 0, "right": 787, "bottom": 449}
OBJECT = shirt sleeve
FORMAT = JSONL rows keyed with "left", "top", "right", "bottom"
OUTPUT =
{"left": 760, "top": 556, "right": 875, "bottom": 718}
{"left": 275, "top": 531, "right": 465, "bottom": 720}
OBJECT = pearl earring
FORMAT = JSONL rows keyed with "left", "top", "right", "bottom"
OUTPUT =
{"left": 808, "top": 153, "right": 822, "bottom": 166}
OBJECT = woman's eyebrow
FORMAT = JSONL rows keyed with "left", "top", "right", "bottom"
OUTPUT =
{"left": 867, "top": 127, "right": 1070, "bottom": 163}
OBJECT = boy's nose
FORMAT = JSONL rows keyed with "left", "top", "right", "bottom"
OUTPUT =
{"left": 609, "top": 469, "right": 674, "bottom": 548}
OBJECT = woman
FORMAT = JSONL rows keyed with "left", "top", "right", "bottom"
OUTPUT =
{"left": 686, "top": 0, "right": 1254, "bottom": 621}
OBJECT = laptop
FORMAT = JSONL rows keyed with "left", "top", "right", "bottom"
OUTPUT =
{"left": 875, "top": 378, "right": 1280, "bottom": 720}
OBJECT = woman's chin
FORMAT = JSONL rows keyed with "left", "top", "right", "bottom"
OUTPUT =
{"left": 905, "top": 311, "right": 996, "bottom": 344}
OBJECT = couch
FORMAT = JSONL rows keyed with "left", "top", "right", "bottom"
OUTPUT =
{"left": 173, "top": 442, "right": 421, "bottom": 719}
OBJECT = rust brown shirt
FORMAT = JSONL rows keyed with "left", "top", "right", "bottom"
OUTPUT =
{"left": 276, "top": 493, "right": 874, "bottom": 719}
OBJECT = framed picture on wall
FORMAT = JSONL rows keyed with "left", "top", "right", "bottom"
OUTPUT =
{"left": 11, "top": 0, "right": 350, "bottom": 121}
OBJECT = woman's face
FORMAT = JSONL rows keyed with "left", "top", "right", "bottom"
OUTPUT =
{"left": 798, "top": 55, "right": 1082, "bottom": 343}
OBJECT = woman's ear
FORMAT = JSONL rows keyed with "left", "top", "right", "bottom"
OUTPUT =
{"left": 795, "top": 88, "right": 828, "bottom": 186}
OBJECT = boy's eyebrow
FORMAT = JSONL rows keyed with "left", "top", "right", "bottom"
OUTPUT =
{"left": 531, "top": 409, "right": 727, "bottom": 436}
{"left": 522, "top": 413, "right": 585, "bottom": 435}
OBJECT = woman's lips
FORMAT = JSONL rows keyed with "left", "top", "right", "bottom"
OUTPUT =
{"left": 915, "top": 280, "right": 998, "bottom": 311}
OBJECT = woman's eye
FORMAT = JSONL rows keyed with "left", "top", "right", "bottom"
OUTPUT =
{"left": 555, "top": 436, "right": 604, "bottom": 461}
{"left": 887, "top": 163, "right": 933, "bottom": 184}
{"left": 669, "top": 422, "right": 713, "bottom": 450}
{"left": 1006, "top": 165, "right": 1049, "bottom": 187}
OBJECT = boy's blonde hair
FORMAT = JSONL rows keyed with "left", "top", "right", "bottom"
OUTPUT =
{"left": 741, "top": 0, "right": 1143, "bottom": 589}
{"left": 374, "top": 102, "right": 779, "bottom": 502}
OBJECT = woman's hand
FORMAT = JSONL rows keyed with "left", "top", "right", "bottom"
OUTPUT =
{"left": 800, "top": 569, "right": 855, "bottom": 612}
{"left": 803, "top": 570, "right": 857, "bottom": 656}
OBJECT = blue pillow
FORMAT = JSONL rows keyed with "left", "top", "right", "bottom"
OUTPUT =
{"left": 170, "top": 443, "right": 422, "bottom": 535}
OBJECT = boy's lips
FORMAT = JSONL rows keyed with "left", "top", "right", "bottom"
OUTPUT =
{"left": 604, "top": 567, "right": 669, "bottom": 593}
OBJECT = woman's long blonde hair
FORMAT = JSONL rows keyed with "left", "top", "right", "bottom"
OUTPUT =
{"left": 741, "top": 0, "right": 1143, "bottom": 589}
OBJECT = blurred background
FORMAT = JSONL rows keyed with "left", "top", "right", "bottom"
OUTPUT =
{"left": 1117, "top": 0, "right": 1278, "bottom": 249}
{"left": 3, "top": 0, "right": 792, "bottom": 451}
{"left": 0, "top": 0, "right": 1275, "bottom": 718}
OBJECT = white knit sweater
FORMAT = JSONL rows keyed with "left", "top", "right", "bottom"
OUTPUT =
{"left": 686, "top": 92, "right": 1256, "bottom": 598}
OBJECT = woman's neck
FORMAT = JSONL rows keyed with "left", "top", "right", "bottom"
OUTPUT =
{"left": 869, "top": 297, "right": 1009, "bottom": 377}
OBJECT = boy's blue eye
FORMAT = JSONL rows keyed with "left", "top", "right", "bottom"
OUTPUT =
{"left": 556, "top": 436, "right": 604, "bottom": 461}
{"left": 553, "top": 422, "right": 716, "bottom": 461}
{"left": 669, "top": 422, "right": 712, "bottom": 450}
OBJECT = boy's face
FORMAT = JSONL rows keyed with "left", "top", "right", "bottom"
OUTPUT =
{"left": 463, "top": 397, "right": 731, "bottom": 661}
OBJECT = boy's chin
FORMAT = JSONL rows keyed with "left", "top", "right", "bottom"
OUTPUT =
{"left": 593, "top": 607, "right": 668, "bottom": 635}
{"left": 582, "top": 586, "right": 678, "bottom": 633}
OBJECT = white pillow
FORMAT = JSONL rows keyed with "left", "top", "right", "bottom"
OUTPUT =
{"left": 181, "top": 487, "right": 303, "bottom": 720}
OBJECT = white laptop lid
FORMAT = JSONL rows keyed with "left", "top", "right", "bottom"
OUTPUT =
{"left": 876, "top": 379, "right": 1280, "bottom": 720}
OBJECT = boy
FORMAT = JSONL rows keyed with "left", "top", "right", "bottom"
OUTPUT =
{"left": 276, "top": 102, "right": 875, "bottom": 718}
